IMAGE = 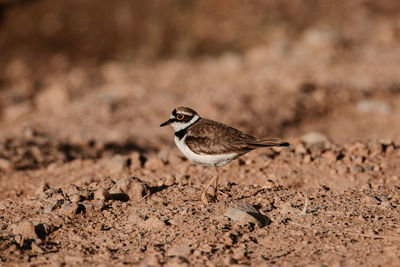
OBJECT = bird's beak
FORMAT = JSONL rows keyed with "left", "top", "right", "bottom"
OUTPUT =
{"left": 160, "top": 119, "right": 173, "bottom": 127}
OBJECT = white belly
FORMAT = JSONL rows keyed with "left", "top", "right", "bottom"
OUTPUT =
{"left": 174, "top": 136, "right": 238, "bottom": 166}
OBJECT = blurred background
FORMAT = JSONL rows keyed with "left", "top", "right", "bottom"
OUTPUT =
{"left": 1, "top": 0, "right": 400, "bottom": 151}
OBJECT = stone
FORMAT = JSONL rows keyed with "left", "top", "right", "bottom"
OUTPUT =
{"left": 129, "top": 152, "right": 142, "bottom": 169}
{"left": 165, "top": 175, "right": 176, "bottom": 186}
{"left": 232, "top": 246, "right": 245, "bottom": 260}
{"left": 356, "top": 100, "right": 391, "bottom": 115}
{"left": 144, "top": 155, "right": 164, "bottom": 169}
{"left": 352, "top": 155, "right": 365, "bottom": 165}
{"left": 82, "top": 202, "right": 104, "bottom": 212}
{"left": 64, "top": 255, "right": 84, "bottom": 264}
{"left": 79, "top": 189, "right": 91, "bottom": 200}
{"left": 2, "top": 102, "right": 32, "bottom": 122}
{"left": 323, "top": 151, "right": 337, "bottom": 162}
{"left": 337, "top": 164, "right": 349, "bottom": 175}
{"left": 31, "top": 243, "right": 45, "bottom": 253}
{"left": 157, "top": 148, "right": 170, "bottom": 164}
{"left": 142, "top": 254, "right": 160, "bottom": 266}
{"left": 369, "top": 143, "right": 383, "bottom": 158}
{"left": 379, "top": 138, "right": 393, "bottom": 146}
{"left": 223, "top": 256, "right": 238, "bottom": 265}
{"left": 301, "top": 132, "right": 330, "bottom": 144}
{"left": 62, "top": 184, "right": 80, "bottom": 196}
{"left": 147, "top": 216, "right": 166, "bottom": 229}
{"left": 35, "top": 84, "right": 69, "bottom": 115}
{"left": 13, "top": 221, "right": 37, "bottom": 239}
{"left": 303, "top": 154, "right": 312, "bottom": 163}
{"left": 364, "top": 164, "right": 373, "bottom": 171}
{"left": 94, "top": 188, "right": 111, "bottom": 201}
{"left": 35, "top": 183, "right": 51, "bottom": 196}
{"left": 201, "top": 244, "right": 213, "bottom": 254}
{"left": 352, "top": 164, "right": 364, "bottom": 173}
{"left": 225, "top": 202, "right": 267, "bottom": 227}
{"left": 263, "top": 179, "right": 276, "bottom": 189}
{"left": 99, "top": 178, "right": 116, "bottom": 189}
{"left": 116, "top": 177, "right": 132, "bottom": 192}
{"left": 372, "top": 164, "right": 381, "bottom": 172}
{"left": 163, "top": 257, "right": 188, "bottom": 266}
{"left": 0, "top": 158, "right": 12, "bottom": 171}
{"left": 115, "top": 177, "right": 150, "bottom": 201}
{"left": 295, "top": 143, "right": 307, "bottom": 155}
{"left": 44, "top": 199, "right": 64, "bottom": 214}
{"left": 59, "top": 202, "right": 80, "bottom": 216}
{"left": 166, "top": 245, "right": 191, "bottom": 257}
{"left": 129, "top": 214, "right": 166, "bottom": 230}
{"left": 347, "top": 141, "right": 368, "bottom": 154}
{"left": 279, "top": 202, "right": 299, "bottom": 215}
{"left": 378, "top": 196, "right": 392, "bottom": 209}
{"left": 168, "top": 151, "right": 185, "bottom": 165}
{"left": 69, "top": 193, "right": 82, "bottom": 203}
{"left": 107, "top": 154, "right": 127, "bottom": 173}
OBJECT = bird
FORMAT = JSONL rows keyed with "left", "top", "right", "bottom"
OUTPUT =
{"left": 160, "top": 106, "right": 289, "bottom": 202}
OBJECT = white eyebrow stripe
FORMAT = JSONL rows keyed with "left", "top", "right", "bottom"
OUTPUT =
{"left": 178, "top": 111, "right": 193, "bottom": 116}
{"left": 187, "top": 114, "right": 200, "bottom": 124}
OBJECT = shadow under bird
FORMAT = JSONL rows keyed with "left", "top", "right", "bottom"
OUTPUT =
{"left": 160, "top": 106, "right": 289, "bottom": 202}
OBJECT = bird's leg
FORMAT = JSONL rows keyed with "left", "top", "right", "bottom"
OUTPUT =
{"left": 214, "top": 166, "right": 219, "bottom": 197}
{"left": 201, "top": 165, "right": 219, "bottom": 202}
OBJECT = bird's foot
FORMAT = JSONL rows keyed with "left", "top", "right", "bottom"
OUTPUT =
{"left": 201, "top": 186, "right": 218, "bottom": 203}
{"left": 201, "top": 184, "right": 230, "bottom": 203}
{"left": 201, "top": 192, "right": 217, "bottom": 204}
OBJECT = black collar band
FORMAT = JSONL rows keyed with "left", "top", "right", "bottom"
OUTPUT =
{"left": 174, "top": 117, "right": 200, "bottom": 140}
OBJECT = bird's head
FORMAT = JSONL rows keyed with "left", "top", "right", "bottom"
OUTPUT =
{"left": 160, "top": 106, "right": 200, "bottom": 131}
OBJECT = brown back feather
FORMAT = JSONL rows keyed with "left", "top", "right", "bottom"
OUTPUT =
{"left": 185, "top": 118, "right": 286, "bottom": 155}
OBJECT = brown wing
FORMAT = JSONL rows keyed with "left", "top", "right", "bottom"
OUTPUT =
{"left": 245, "top": 138, "right": 289, "bottom": 147}
{"left": 184, "top": 119, "right": 258, "bottom": 155}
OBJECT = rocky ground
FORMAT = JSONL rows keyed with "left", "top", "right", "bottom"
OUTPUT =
{"left": 1, "top": 138, "right": 400, "bottom": 266}
{"left": 1, "top": 13, "right": 400, "bottom": 266}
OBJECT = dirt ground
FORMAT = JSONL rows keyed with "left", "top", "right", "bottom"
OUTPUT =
{"left": 1, "top": 2, "right": 400, "bottom": 266}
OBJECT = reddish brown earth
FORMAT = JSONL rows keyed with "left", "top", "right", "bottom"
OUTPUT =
{"left": 1, "top": 2, "right": 400, "bottom": 266}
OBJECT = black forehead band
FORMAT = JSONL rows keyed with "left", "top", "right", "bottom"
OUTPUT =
{"left": 172, "top": 109, "right": 178, "bottom": 116}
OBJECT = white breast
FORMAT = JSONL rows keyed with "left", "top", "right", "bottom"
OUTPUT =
{"left": 174, "top": 136, "right": 239, "bottom": 166}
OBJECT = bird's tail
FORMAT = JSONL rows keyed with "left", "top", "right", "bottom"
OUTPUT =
{"left": 246, "top": 138, "right": 289, "bottom": 148}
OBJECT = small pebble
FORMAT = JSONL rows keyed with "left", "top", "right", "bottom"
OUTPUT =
{"left": 166, "top": 244, "right": 191, "bottom": 257}
{"left": 94, "top": 188, "right": 111, "bottom": 201}
{"left": 279, "top": 202, "right": 299, "bottom": 215}
{"left": 0, "top": 158, "right": 12, "bottom": 171}
{"left": 225, "top": 202, "right": 267, "bottom": 227}
{"left": 129, "top": 152, "right": 142, "bottom": 169}
{"left": 44, "top": 199, "right": 64, "bottom": 214}
{"left": 337, "top": 164, "right": 349, "bottom": 175}
{"left": 35, "top": 183, "right": 50, "bottom": 196}
{"left": 13, "top": 221, "right": 37, "bottom": 239}
{"left": 107, "top": 154, "right": 127, "bottom": 173}
{"left": 59, "top": 202, "right": 80, "bottom": 216}
{"left": 165, "top": 175, "right": 176, "bottom": 187}
{"left": 301, "top": 132, "right": 330, "bottom": 144}
{"left": 295, "top": 143, "right": 307, "bottom": 155}
{"left": 69, "top": 194, "right": 82, "bottom": 203}
{"left": 352, "top": 164, "right": 364, "bottom": 173}
{"left": 0, "top": 203, "right": 7, "bottom": 210}
{"left": 356, "top": 100, "right": 391, "bottom": 115}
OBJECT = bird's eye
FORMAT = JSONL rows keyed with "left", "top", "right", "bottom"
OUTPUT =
{"left": 177, "top": 114, "right": 184, "bottom": 120}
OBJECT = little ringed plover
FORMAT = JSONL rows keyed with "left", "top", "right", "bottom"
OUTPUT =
{"left": 160, "top": 106, "right": 289, "bottom": 202}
